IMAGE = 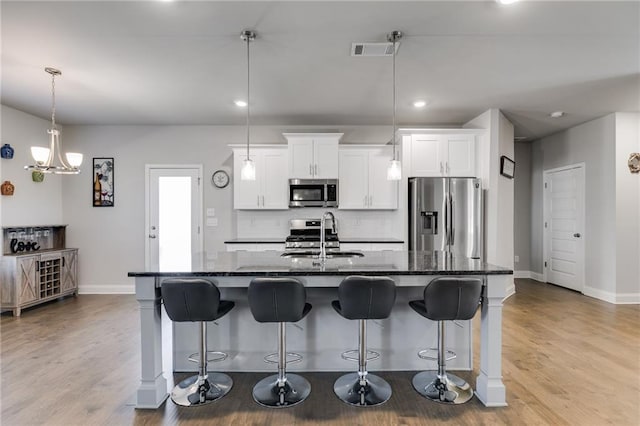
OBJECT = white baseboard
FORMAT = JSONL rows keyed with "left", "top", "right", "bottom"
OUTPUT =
{"left": 504, "top": 282, "right": 516, "bottom": 300}
{"left": 583, "top": 286, "right": 640, "bottom": 304}
{"left": 514, "top": 270, "right": 544, "bottom": 282}
{"left": 78, "top": 284, "right": 135, "bottom": 295}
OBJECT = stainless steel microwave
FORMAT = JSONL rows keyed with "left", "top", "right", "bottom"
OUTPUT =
{"left": 289, "top": 179, "right": 338, "bottom": 208}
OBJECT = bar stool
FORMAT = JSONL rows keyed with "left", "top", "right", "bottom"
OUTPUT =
{"left": 247, "top": 277, "right": 312, "bottom": 408}
{"left": 409, "top": 277, "right": 483, "bottom": 404}
{"left": 161, "top": 278, "right": 235, "bottom": 407}
{"left": 332, "top": 275, "right": 396, "bottom": 407}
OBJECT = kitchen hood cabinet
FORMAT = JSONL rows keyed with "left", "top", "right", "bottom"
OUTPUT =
{"left": 338, "top": 147, "right": 398, "bottom": 210}
{"left": 233, "top": 147, "right": 288, "bottom": 210}
{"left": 284, "top": 133, "right": 342, "bottom": 179}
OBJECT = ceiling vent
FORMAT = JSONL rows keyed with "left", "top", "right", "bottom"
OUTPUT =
{"left": 351, "top": 42, "right": 399, "bottom": 57}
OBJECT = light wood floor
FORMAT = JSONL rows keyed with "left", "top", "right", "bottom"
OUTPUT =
{"left": 1, "top": 279, "right": 639, "bottom": 425}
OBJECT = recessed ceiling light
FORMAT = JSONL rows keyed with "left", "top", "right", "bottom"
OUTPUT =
{"left": 234, "top": 100, "right": 247, "bottom": 107}
{"left": 550, "top": 111, "right": 565, "bottom": 118}
{"left": 496, "top": 0, "right": 519, "bottom": 5}
{"left": 413, "top": 100, "right": 427, "bottom": 108}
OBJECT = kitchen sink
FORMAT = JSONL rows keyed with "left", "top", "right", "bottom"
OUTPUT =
{"left": 280, "top": 251, "right": 364, "bottom": 259}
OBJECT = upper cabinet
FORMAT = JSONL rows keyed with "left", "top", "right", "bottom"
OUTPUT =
{"left": 338, "top": 146, "right": 398, "bottom": 210}
{"left": 233, "top": 147, "right": 289, "bottom": 210}
{"left": 408, "top": 133, "right": 476, "bottom": 177}
{"left": 284, "top": 133, "right": 342, "bottom": 179}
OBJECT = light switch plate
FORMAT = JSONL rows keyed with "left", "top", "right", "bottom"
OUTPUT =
{"left": 206, "top": 218, "right": 218, "bottom": 227}
{"left": 206, "top": 208, "right": 216, "bottom": 217}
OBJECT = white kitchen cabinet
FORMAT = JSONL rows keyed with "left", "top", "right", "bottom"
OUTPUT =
{"left": 409, "top": 134, "right": 475, "bottom": 177}
{"left": 233, "top": 147, "right": 288, "bottom": 210}
{"left": 338, "top": 146, "right": 398, "bottom": 210}
{"left": 284, "top": 133, "right": 342, "bottom": 179}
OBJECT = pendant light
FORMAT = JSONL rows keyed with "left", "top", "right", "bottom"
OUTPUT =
{"left": 25, "top": 67, "right": 83, "bottom": 175}
{"left": 387, "top": 31, "right": 402, "bottom": 181}
{"left": 240, "top": 30, "right": 256, "bottom": 181}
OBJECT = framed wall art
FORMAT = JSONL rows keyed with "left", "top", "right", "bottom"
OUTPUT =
{"left": 500, "top": 155, "right": 515, "bottom": 179}
{"left": 93, "top": 157, "right": 114, "bottom": 207}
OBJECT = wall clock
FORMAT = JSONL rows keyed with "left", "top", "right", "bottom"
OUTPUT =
{"left": 212, "top": 170, "right": 230, "bottom": 188}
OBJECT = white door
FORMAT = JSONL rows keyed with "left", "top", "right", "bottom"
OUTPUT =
{"left": 288, "top": 138, "right": 314, "bottom": 178}
{"left": 146, "top": 166, "right": 203, "bottom": 271}
{"left": 445, "top": 135, "right": 475, "bottom": 177}
{"left": 338, "top": 149, "right": 369, "bottom": 209}
{"left": 313, "top": 138, "right": 339, "bottom": 178}
{"left": 543, "top": 164, "right": 585, "bottom": 292}
{"left": 233, "top": 150, "right": 261, "bottom": 209}
{"left": 261, "top": 149, "right": 289, "bottom": 209}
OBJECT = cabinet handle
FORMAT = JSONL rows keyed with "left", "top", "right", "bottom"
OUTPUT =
{"left": 62, "top": 257, "right": 65, "bottom": 267}
{"left": 36, "top": 261, "right": 39, "bottom": 272}
{"left": 369, "top": 195, "right": 372, "bottom": 206}
{"left": 148, "top": 234, "right": 156, "bottom": 239}
{"left": 440, "top": 162, "right": 444, "bottom": 174}
{"left": 446, "top": 162, "right": 450, "bottom": 174}
{"left": 262, "top": 195, "right": 265, "bottom": 206}
{"left": 309, "top": 164, "right": 313, "bottom": 176}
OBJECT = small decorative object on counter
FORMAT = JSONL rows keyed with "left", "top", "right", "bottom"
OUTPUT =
{"left": 1, "top": 143, "right": 14, "bottom": 159}
{"left": 1, "top": 180, "right": 15, "bottom": 196}
{"left": 629, "top": 153, "right": 640, "bottom": 174}
{"left": 32, "top": 171, "right": 45, "bottom": 182}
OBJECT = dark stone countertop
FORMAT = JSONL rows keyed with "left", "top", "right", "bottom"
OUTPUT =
{"left": 128, "top": 250, "right": 512, "bottom": 277}
{"left": 224, "top": 238, "right": 404, "bottom": 244}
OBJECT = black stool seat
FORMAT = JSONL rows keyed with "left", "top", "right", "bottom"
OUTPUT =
{"left": 161, "top": 278, "right": 234, "bottom": 407}
{"left": 162, "top": 278, "right": 234, "bottom": 322}
{"left": 247, "top": 277, "right": 312, "bottom": 408}
{"left": 332, "top": 275, "right": 396, "bottom": 407}
{"left": 410, "top": 277, "right": 483, "bottom": 405}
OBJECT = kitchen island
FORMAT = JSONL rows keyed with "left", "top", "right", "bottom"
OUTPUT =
{"left": 129, "top": 250, "right": 512, "bottom": 409}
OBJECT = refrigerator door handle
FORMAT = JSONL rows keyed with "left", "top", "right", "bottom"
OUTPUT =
{"left": 442, "top": 192, "right": 449, "bottom": 250}
{"left": 449, "top": 193, "right": 455, "bottom": 246}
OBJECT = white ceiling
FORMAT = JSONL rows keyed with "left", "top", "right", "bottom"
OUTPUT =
{"left": 1, "top": 1, "right": 639, "bottom": 141}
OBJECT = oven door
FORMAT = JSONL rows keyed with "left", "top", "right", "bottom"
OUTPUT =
{"left": 289, "top": 180, "right": 326, "bottom": 207}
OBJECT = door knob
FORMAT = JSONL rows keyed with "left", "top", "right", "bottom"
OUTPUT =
{"left": 148, "top": 234, "right": 157, "bottom": 239}
{"left": 573, "top": 233, "right": 581, "bottom": 238}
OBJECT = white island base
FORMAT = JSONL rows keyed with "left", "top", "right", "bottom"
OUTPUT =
{"left": 132, "top": 273, "right": 509, "bottom": 409}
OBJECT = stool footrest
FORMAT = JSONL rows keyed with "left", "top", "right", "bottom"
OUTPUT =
{"left": 263, "top": 352, "right": 303, "bottom": 365}
{"left": 188, "top": 351, "right": 228, "bottom": 364}
{"left": 341, "top": 349, "right": 380, "bottom": 363}
{"left": 417, "top": 348, "right": 456, "bottom": 362}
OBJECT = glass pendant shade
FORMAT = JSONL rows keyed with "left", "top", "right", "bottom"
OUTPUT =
{"left": 241, "top": 158, "right": 256, "bottom": 181}
{"left": 387, "top": 159, "right": 402, "bottom": 180}
{"left": 31, "top": 147, "right": 50, "bottom": 164}
{"left": 66, "top": 153, "right": 83, "bottom": 167}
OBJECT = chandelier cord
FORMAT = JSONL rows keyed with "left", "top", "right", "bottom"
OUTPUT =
{"left": 51, "top": 72, "right": 57, "bottom": 130}
{"left": 392, "top": 36, "right": 396, "bottom": 161}
{"left": 246, "top": 34, "right": 251, "bottom": 159}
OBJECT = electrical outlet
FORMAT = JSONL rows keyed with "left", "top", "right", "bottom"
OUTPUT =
{"left": 206, "top": 208, "right": 215, "bottom": 217}
{"left": 206, "top": 218, "right": 218, "bottom": 227}
{"left": 514, "top": 255, "right": 520, "bottom": 263}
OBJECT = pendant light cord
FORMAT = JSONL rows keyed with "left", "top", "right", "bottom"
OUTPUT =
{"left": 392, "top": 36, "right": 396, "bottom": 162}
{"left": 245, "top": 34, "right": 251, "bottom": 159}
{"left": 51, "top": 72, "right": 57, "bottom": 130}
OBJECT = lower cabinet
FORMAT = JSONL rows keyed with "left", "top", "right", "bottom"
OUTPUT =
{"left": 0, "top": 249, "right": 78, "bottom": 316}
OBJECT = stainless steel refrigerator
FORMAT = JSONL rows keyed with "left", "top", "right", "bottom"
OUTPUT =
{"left": 408, "top": 177, "right": 482, "bottom": 259}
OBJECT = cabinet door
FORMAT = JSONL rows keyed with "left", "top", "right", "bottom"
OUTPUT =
{"left": 261, "top": 149, "right": 289, "bottom": 209}
{"left": 17, "top": 255, "right": 38, "bottom": 304}
{"left": 338, "top": 150, "right": 369, "bottom": 209}
{"left": 410, "top": 135, "right": 444, "bottom": 176}
{"left": 368, "top": 149, "right": 398, "bottom": 209}
{"left": 313, "top": 138, "right": 339, "bottom": 178}
{"left": 288, "top": 138, "right": 314, "bottom": 178}
{"left": 445, "top": 135, "right": 475, "bottom": 177}
{"left": 234, "top": 150, "right": 261, "bottom": 209}
{"left": 61, "top": 250, "right": 78, "bottom": 293}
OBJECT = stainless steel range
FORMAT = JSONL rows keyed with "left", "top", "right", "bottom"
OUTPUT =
{"left": 285, "top": 218, "right": 339, "bottom": 251}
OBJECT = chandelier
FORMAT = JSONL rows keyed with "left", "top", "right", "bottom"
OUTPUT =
{"left": 25, "top": 67, "right": 83, "bottom": 175}
{"left": 387, "top": 31, "right": 402, "bottom": 181}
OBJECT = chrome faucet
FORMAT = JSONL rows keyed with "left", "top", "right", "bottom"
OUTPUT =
{"left": 319, "top": 211, "right": 336, "bottom": 260}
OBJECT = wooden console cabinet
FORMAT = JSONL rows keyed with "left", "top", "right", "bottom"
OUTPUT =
{"left": 1, "top": 226, "right": 78, "bottom": 316}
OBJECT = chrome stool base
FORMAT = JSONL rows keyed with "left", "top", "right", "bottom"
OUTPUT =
{"left": 412, "top": 371, "right": 473, "bottom": 404}
{"left": 333, "top": 372, "right": 392, "bottom": 407}
{"left": 171, "top": 372, "right": 233, "bottom": 407}
{"left": 252, "top": 373, "right": 311, "bottom": 408}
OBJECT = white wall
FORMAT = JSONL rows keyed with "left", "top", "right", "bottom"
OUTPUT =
{"left": 514, "top": 142, "right": 532, "bottom": 273}
{"left": 0, "top": 105, "right": 64, "bottom": 232}
{"left": 614, "top": 113, "right": 640, "bottom": 298}
{"left": 531, "top": 114, "right": 617, "bottom": 297}
{"left": 464, "top": 109, "right": 515, "bottom": 274}
{"left": 60, "top": 124, "right": 400, "bottom": 293}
